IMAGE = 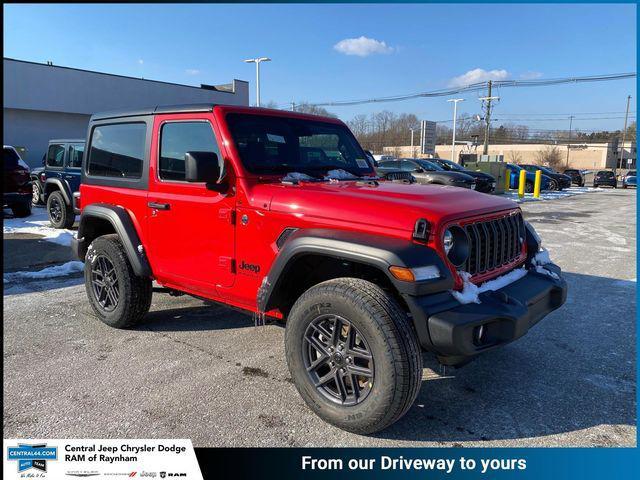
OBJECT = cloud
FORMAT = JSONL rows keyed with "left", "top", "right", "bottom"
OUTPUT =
{"left": 333, "top": 36, "right": 394, "bottom": 57}
{"left": 448, "top": 68, "right": 509, "bottom": 87}
{"left": 138, "top": 59, "right": 144, "bottom": 65}
{"left": 520, "top": 71, "right": 543, "bottom": 80}
{"left": 185, "top": 69, "right": 201, "bottom": 76}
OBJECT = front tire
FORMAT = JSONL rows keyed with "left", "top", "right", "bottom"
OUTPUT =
{"left": 548, "top": 179, "right": 558, "bottom": 191}
{"left": 47, "top": 190, "right": 75, "bottom": 229}
{"left": 85, "top": 234, "right": 152, "bottom": 328}
{"left": 285, "top": 278, "right": 422, "bottom": 434}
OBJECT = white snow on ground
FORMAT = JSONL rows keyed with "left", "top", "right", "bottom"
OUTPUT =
{"left": 451, "top": 269, "right": 529, "bottom": 304}
{"left": 502, "top": 186, "right": 605, "bottom": 204}
{"left": 3, "top": 208, "right": 76, "bottom": 246}
{"left": 3, "top": 261, "right": 84, "bottom": 283}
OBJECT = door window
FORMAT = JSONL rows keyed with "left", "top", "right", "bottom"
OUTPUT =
{"left": 68, "top": 144, "right": 84, "bottom": 169}
{"left": 159, "top": 121, "right": 221, "bottom": 181}
{"left": 46, "top": 144, "right": 65, "bottom": 168}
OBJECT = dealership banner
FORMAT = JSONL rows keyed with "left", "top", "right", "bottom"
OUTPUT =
{"left": 3, "top": 439, "right": 202, "bottom": 479}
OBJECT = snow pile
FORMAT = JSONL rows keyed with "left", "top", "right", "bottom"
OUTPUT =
{"left": 282, "top": 172, "right": 315, "bottom": 183}
{"left": 451, "top": 268, "right": 528, "bottom": 305}
{"left": 3, "top": 209, "right": 76, "bottom": 246}
{"left": 4, "top": 261, "right": 84, "bottom": 283}
{"left": 529, "top": 248, "right": 559, "bottom": 279}
{"left": 324, "top": 169, "right": 358, "bottom": 181}
{"left": 502, "top": 187, "right": 605, "bottom": 204}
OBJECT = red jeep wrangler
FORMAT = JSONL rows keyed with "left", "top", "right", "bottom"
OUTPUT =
{"left": 72, "top": 104, "right": 567, "bottom": 434}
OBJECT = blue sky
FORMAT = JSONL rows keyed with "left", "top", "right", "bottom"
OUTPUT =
{"left": 3, "top": 3, "right": 637, "bottom": 132}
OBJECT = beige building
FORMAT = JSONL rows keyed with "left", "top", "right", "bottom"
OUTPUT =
{"left": 383, "top": 141, "right": 636, "bottom": 170}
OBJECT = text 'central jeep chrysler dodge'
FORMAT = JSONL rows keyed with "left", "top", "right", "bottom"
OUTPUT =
{"left": 72, "top": 104, "right": 567, "bottom": 434}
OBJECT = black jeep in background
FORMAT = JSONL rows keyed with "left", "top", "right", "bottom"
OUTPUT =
{"left": 3, "top": 146, "right": 32, "bottom": 217}
{"left": 562, "top": 168, "right": 585, "bottom": 187}
{"left": 593, "top": 170, "right": 618, "bottom": 188}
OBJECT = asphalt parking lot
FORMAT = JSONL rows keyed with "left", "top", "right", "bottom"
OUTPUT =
{"left": 3, "top": 189, "right": 636, "bottom": 447}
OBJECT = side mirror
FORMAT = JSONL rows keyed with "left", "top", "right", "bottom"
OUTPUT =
{"left": 184, "top": 151, "right": 224, "bottom": 183}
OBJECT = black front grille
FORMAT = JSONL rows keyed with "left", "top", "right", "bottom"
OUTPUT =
{"left": 382, "top": 171, "right": 415, "bottom": 183}
{"left": 463, "top": 212, "right": 524, "bottom": 276}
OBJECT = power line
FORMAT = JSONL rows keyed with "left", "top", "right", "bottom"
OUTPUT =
{"left": 304, "top": 72, "right": 636, "bottom": 107}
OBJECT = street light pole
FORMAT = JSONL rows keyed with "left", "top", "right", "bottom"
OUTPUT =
{"left": 244, "top": 57, "right": 271, "bottom": 107}
{"left": 447, "top": 98, "right": 464, "bottom": 162}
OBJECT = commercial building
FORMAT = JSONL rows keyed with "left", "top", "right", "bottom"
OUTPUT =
{"left": 383, "top": 141, "right": 636, "bottom": 170}
{"left": 3, "top": 58, "right": 249, "bottom": 166}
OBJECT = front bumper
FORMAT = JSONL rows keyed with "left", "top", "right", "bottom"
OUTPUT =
{"left": 403, "top": 263, "right": 567, "bottom": 365}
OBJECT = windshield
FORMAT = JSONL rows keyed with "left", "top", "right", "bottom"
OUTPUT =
{"left": 597, "top": 171, "right": 614, "bottom": 177}
{"left": 226, "top": 113, "right": 373, "bottom": 177}
{"left": 538, "top": 166, "right": 555, "bottom": 174}
{"left": 415, "top": 159, "right": 443, "bottom": 171}
{"left": 438, "top": 159, "right": 464, "bottom": 171}
{"left": 507, "top": 163, "right": 523, "bottom": 172}
{"left": 4, "top": 147, "right": 29, "bottom": 170}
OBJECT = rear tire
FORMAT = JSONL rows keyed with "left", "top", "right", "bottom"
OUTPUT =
{"left": 47, "top": 190, "right": 75, "bottom": 229}
{"left": 11, "top": 201, "right": 31, "bottom": 218}
{"left": 84, "top": 234, "right": 152, "bottom": 329}
{"left": 285, "top": 278, "right": 422, "bottom": 434}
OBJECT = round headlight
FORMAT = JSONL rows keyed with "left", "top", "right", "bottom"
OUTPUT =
{"left": 443, "top": 226, "right": 470, "bottom": 267}
{"left": 443, "top": 229, "right": 454, "bottom": 254}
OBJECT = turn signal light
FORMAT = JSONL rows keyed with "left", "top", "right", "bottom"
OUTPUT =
{"left": 389, "top": 266, "right": 415, "bottom": 282}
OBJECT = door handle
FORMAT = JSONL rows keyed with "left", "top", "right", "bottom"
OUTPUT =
{"left": 147, "top": 201, "right": 170, "bottom": 210}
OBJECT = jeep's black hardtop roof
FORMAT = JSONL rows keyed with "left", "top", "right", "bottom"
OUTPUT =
{"left": 91, "top": 103, "right": 217, "bottom": 121}
{"left": 49, "top": 138, "right": 85, "bottom": 144}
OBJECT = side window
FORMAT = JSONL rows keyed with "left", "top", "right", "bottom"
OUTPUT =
{"left": 88, "top": 123, "right": 146, "bottom": 178}
{"left": 400, "top": 161, "right": 416, "bottom": 172}
{"left": 46, "top": 144, "right": 65, "bottom": 168}
{"left": 68, "top": 144, "right": 84, "bottom": 169}
{"left": 159, "top": 121, "right": 220, "bottom": 181}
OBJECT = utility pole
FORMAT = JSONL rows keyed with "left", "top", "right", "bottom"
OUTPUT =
{"left": 244, "top": 57, "right": 271, "bottom": 107}
{"left": 619, "top": 95, "right": 632, "bottom": 170}
{"left": 410, "top": 129, "right": 415, "bottom": 157}
{"left": 447, "top": 98, "right": 464, "bottom": 162}
{"left": 479, "top": 81, "right": 499, "bottom": 156}
{"left": 565, "top": 115, "right": 574, "bottom": 168}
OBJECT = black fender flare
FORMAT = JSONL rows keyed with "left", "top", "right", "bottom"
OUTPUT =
{"left": 74, "top": 204, "right": 152, "bottom": 277}
{"left": 44, "top": 178, "right": 72, "bottom": 205}
{"left": 257, "top": 228, "right": 454, "bottom": 313}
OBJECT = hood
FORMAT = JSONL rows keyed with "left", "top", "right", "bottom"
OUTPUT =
{"left": 464, "top": 170, "right": 495, "bottom": 181}
{"left": 421, "top": 171, "right": 475, "bottom": 182}
{"left": 251, "top": 180, "right": 518, "bottom": 234}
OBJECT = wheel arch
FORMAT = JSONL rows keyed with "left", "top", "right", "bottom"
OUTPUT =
{"left": 44, "top": 178, "right": 72, "bottom": 205}
{"left": 75, "top": 204, "right": 152, "bottom": 277}
{"left": 257, "top": 228, "right": 453, "bottom": 317}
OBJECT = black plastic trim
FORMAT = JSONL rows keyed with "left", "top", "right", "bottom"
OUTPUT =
{"left": 44, "top": 178, "right": 72, "bottom": 205}
{"left": 404, "top": 263, "right": 567, "bottom": 361}
{"left": 74, "top": 204, "right": 152, "bottom": 277}
{"left": 258, "top": 228, "right": 453, "bottom": 313}
{"left": 90, "top": 103, "right": 216, "bottom": 121}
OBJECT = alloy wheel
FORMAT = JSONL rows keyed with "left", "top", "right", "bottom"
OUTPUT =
{"left": 302, "top": 314, "right": 374, "bottom": 406}
{"left": 91, "top": 255, "right": 120, "bottom": 312}
{"left": 49, "top": 197, "right": 63, "bottom": 223}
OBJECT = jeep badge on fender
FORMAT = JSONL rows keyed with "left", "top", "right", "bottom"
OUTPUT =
{"left": 72, "top": 104, "right": 567, "bottom": 434}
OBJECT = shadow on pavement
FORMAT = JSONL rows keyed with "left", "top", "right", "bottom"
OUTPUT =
{"left": 138, "top": 303, "right": 259, "bottom": 332}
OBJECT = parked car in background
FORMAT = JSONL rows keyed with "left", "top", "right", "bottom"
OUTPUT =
{"left": 3, "top": 145, "right": 32, "bottom": 217}
{"left": 41, "top": 139, "right": 84, "bottom": 228}
{"left": 593, "top": 170, "right": 617, "bottom": 188}
{"left": 364, "top": 150, "right": 377, "bottom": 167}
{"left": 562, "top": 168, "right": 585, "bottom": 187}
{"left": 430, "top": 158, "right": 496, "bottom": 193}
{"left": 506, "top": 163, "right": 553, "bottom": 192}
{"left": 377, "top": 158, "right": 476, "bottom": 189}
{"left": 521, "top": 164, "right": 572, "bottom": 190}
{"left": 622, "top": 170, "right": 636, "bottom": 188}
{"left": 30, "top": 160, "right": 46, "bottom": 206}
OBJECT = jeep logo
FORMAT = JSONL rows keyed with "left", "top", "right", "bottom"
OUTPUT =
{"left": 239, "top": 261, "right": 261, "bottom": 274}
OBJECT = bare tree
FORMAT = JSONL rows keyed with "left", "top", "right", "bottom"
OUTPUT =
{"left": 293, "top": 102, "right": 337, "bottom": 118}
{"left": 535, "top": 146, "right": 563, "bottom": 169}
{"left": 508, "top": 150, "right": 523, "bottom": 164}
